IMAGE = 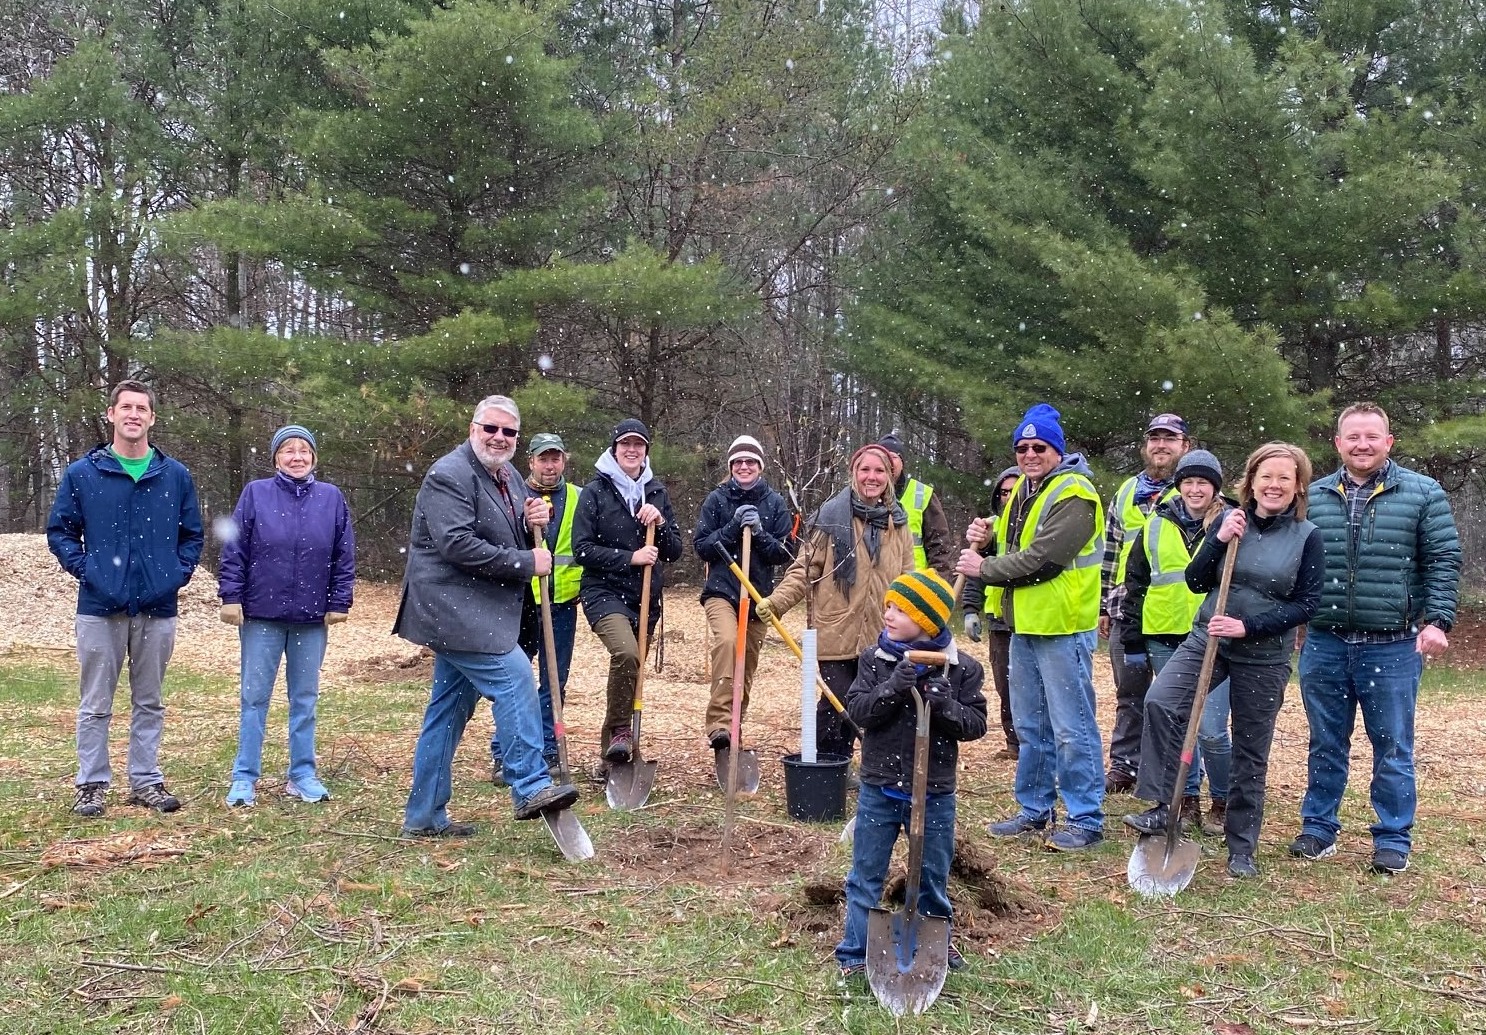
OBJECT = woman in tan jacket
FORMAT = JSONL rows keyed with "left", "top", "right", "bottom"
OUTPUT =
{"left": 756, "top": 444, "right": 914, "bottom": 759}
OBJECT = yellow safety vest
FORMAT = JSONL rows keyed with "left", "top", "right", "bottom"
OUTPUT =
{"left": 982, "top": 522, "right": 1007, "bottom": 620}
{"left": 995, "top": 472, "right": 1104, "bottom": 635}
{"left": 899, "top": 477, "right": 934, "bottom": 571}
{"left": 1140, "top": 511, "right": 1205, "bottom": 636}
{"left": 531, "top": 482, "right": 582, "bottom": 604}
{"left": 1111, "top": 477, "right": 1179, "bottom": 586}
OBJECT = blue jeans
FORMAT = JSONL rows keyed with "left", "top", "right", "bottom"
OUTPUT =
{"left": 1008, "top": 631, "right": 1104, "bottom": 832}
{"left": 836, "top": 783, "right": 955, "bottom": 968}
{"left": 1149, "top": 641, "right": 1232, "bottom": 801}
{"left": 404, "top": 648, "right": 552, "bottom": 832}
{"left": 491, "top": 601, "right": 576, "bottom": 764}
{"left": 1298, "top": 630, "right": 1422, "bottom": 854}
{"left": 231, "top": 620, "right": 329, "bottom": 784}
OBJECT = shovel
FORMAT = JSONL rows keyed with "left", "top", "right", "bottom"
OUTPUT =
{"left": 606, "top": 524, "right": 660, "bottom": 811}
{"left": 1127, "top": 535, "right": 1239, "bottom": 898}
{"left": 866, "top": 651, "right": 951, "bottom": 1017}
{"left": 533, "top": 521, "right": 594, "bottom": 862}
{"left": 717, "top": 527, "right": 762, "bottom": 802}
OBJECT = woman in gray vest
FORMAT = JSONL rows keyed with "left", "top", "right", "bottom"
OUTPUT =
{"left": 1123, "top": 442, "right": 1324, "bottom": 879}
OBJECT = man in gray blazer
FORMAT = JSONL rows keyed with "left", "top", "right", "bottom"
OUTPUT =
{"left": 396, "top": 394, "right": 580, "bottom": 836}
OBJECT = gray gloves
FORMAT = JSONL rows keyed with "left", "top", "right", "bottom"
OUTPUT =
{"left": 732, "top": 504, "right": 762, "bottom": 532}
{"left": 887, "top": 657, "right": 920, "bottom": 695}
{"left": 963, "top": 611, "right": 982, "bottom": 642}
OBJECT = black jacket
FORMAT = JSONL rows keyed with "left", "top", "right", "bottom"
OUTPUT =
{"left": 1119, "top": 497, "right": 1229, "bottom": 656}
{"left": 692, "top": 478, "right": 795, "bottom": 612}
{"left": 847, "top": 645, "right": 987, "bottom": 795}
{"left": 573, "top": 473, "right": 685, "bottom": 628}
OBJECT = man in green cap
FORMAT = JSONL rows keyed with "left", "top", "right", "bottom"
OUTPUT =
{"left": 492, "top": 432, "right": 583, "bottom": 783}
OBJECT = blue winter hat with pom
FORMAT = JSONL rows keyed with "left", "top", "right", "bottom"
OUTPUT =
{"left": 1012, "top": 403, "right": 1066, "bottom": 456}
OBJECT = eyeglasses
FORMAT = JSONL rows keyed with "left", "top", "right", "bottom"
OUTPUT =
{"left": 997, "top": 486, "right": 1015, "bottom": 497}
{"left": 730, "top": 458, "right": 761, "bottom": 467}
{"left": 1014, "top": 443, "right": 1049, "bottom": 455}
{"left": 475, "top": 423, "right": 519, "bottom": 438}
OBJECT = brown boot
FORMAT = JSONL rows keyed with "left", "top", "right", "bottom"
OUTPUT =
{"left": 1179, "top": 795, "right": 1202, "bottom": 832}
{"left": 1201, "top": 798, "right": 1227, "bottom": 837}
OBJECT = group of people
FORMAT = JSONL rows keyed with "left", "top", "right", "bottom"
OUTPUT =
{"left": 952, "top": 404, "right": 1459, "bottom": 880}
{"left": 44, "top": 382, "right": 1459, "bottom": 978}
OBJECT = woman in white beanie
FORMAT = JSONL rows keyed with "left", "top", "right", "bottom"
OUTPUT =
{"left": 692, "top": 435, "right": 795, "bottom": 751}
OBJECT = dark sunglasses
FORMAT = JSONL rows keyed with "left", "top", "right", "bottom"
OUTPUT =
{"left": 475, "top": 423, "right": 519, "bottom": 438}
{"left": 1014, "top": 442, "right": 1049, "bottom": 455}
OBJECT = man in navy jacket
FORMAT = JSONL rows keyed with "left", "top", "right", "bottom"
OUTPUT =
{"left": 47, "top": 380, "right": 204, "bottom": 817}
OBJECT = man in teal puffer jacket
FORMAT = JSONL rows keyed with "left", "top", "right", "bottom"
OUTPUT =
{"left": 1289, "top": 403, "right": 1460, "bottom": 876}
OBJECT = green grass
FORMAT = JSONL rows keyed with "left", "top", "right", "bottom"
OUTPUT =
{"left": 1, "top": 661, "right": 1483, "bottom": 1033}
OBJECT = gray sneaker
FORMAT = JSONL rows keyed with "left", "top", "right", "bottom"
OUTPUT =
{"left": 513, "top": 783, "right": 579, "bottom": 821}
{"left": 72, "top": 782, "right": 107, "bottom": 817}
{"left": 128, "top": 783, "right": 181, "bottom": 813}
{"left": 1288, "top": 833, "right": 1336, "bottom": 860}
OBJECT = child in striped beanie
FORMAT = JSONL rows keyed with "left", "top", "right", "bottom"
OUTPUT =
{"left": 834, "top": 568, "right": 989, "bottom": 983}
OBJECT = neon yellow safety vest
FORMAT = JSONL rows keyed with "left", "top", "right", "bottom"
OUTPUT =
{"left": 995, "top": 472, "right": 1105, "bottom": 635}
{"left": 982, "top": 521, "right": 1007, "bottom": 620}
{"left": 1140, "top": 512, "right": 1204, "bottom": 636}
{"left": 899, "top": 477, "right": 934, "bottom": 572}
{"left": 531, "top": 482, "right": 582, "bottom": 604}
{"left": 1111, "top": 477, "right": 1179, "bottom": 587}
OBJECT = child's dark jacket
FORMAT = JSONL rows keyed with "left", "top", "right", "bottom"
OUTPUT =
{"left": 847, "top": 644, "right": 988, "bottom": 795}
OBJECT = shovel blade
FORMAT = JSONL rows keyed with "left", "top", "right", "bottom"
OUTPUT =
{"left": 865, "top": 907, "right": 950, "bottom": 1017}
{"left": 1127, "top": 833, "right": 1202, "bottom": 898}
{"left": 839, "top": 813, "right": 856, "bottom": 845}
{"left": 541, "top": 807, "right": 595, "bottom": 863}
{"left": 713, "top": 748, "right": 761, "bottom": 795}
{"left": 604, "top": 760, "right": 658, "bottom": 811}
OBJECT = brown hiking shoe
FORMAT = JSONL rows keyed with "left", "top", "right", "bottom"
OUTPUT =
{"left": 1201, "top": 798, "right": 1227, "bottom": 836}
{"left": 128, "top": 783, "right": 181, "bottom": 813}
{"left": 72, "top": 782, "right": 107, "bottom": 817}
{"left": 1180, "top": 795, "right": 1202, "bottom": 831}
{"left": 1104, "top": 769, "right": 1136, "bottom": 794}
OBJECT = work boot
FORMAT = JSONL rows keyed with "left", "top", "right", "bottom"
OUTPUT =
{"left": 1104, "top": 769, "right": 1136, "bottom": 794}
{"left": 604, "top": 728, "right": 634, "bottom": 764}
{"left": 708, "top": 729, "right": 730, "bottom": 752}
{"left": 1179, "top": 795, "right": 1202, "bottom": 832}
{"left": 1201, "top": 798, "right": 1227, "bottom": 837}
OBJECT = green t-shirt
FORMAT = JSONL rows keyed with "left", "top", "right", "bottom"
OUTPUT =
{"left": 111, "top": 447, "right": 154, "bottom": 482}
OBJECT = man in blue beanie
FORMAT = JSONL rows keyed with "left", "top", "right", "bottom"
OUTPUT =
{"left": 955, "top": 403, "right": 1107, "bottom": 850}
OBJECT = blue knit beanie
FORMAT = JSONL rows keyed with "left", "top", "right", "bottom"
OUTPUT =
{"left": 1013, "top": 403, "right": 1066, "bottom": 455}
{"left": 270, "top": 424, "right": 317, "bottom": 458}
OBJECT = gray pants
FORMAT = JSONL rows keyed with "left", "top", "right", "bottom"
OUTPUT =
{"left": 75, "top": 614, "right": 177, "bottom": 789}
{"left": 1107, "top": 619, "right": 1153, "bottom": 777}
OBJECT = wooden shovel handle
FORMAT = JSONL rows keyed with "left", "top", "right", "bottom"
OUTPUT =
{"left": 905, "top": 650, "right": 949, "bottom": 666}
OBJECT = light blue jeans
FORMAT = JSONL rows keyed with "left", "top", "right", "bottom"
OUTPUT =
{"left": 404, "top": 648, "right": 551, "bottom": 832}
{"left": 1149, "top": 640, "right": 1232, "bottom": 801}
{"left": 231, "top": 620, "right": 329, "bottom": 785}
{"left": 1007, "top": 630, "right": 1105, "bottom": 833}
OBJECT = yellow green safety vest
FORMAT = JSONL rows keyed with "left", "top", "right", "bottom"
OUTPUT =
{"left": 531, "top": 482, "right": 582, "bottom": 604}
{"left": 995, "top": 471, "right": 1105, "bottom": 635}
{"left": 1140, "top": 511, "right": 1204, "bottom": 636}
{"left": 899, "top": 477, "right": 934, "bottom": 571}
{"left": 982, "top": 521, "right": 1007, "bottom": 619}
{"left": 1111, "top": 477, "right": 1179, "bottom": 586}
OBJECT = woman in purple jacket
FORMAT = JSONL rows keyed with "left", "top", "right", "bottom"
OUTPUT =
{"left": 218, "top": 425, "right": 355, "bottom": 807}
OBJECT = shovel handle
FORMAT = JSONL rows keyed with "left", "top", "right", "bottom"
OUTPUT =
{"left": 724, "top": 554, "right": 861, "bottom": 736}
{"left": 904, "top": 650, "right": 949, "bottom": 666}
{"left": 631, "top": 524, "right": 657, "bottom": 741}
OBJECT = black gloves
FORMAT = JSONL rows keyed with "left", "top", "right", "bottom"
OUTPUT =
{"left": 732, "top": 504, "right": 762, "bottom": 532}
{"left": 887, "top": 657, "right": 919, "bottom": 696}
{"left": 923, "top": 675, "right": 954, "bottom": 714}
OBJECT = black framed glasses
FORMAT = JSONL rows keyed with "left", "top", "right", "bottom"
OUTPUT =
{"left": 1014, "top": 442, "right": 1049, "bottom": 455}
{"left": 475, "top": 423, "right": 519, "bottom": 438}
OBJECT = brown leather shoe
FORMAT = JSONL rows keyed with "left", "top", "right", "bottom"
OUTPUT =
{"left": 1201, "top": 798, "right": 1227, "bottom": 836}
{"left": 1104, "top": 770, "right": 1136, "bottom": 794}
{"left": 1180, "top": 794, "right": 1202, "bottom": 830}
